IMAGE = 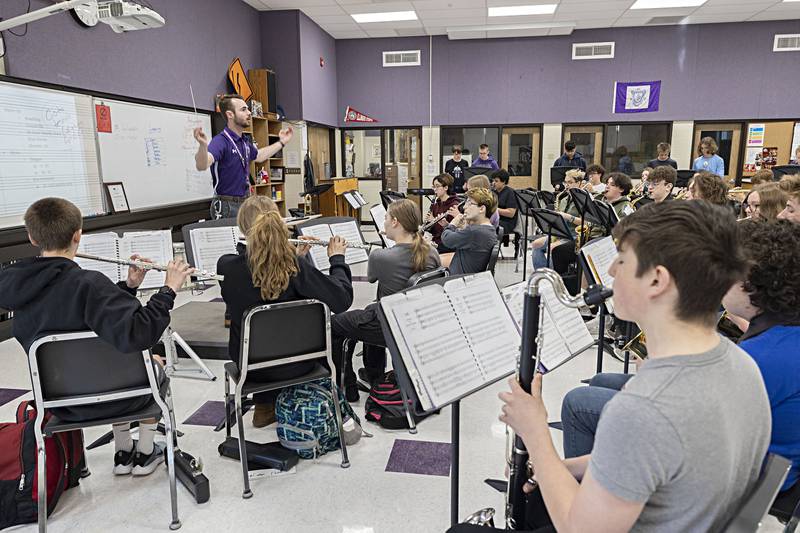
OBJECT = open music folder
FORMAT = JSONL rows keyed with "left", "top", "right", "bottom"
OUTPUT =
{"left": 369, "top": 204, "right": 395, "bottom": 248}
{"left": 188, "top": 225, "right": 242, "bottom": 276}
{"left": 75, "top": 230, "right": 173, "bottom": 289}
{"left": 380, "top": 272, "right": 520, "bottom": 411}
{"left": 500, "top": 281, "right": 594, "bottom": 373}
{"left": 579, "top": 235, "right": 618, "bottom": 314}
{"left": 298, "top": 220, "right": 369, "bottom": 270}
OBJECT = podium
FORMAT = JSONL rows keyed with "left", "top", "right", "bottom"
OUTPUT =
{"left": 318, "top": 177, "right": 360, "bottom": 218}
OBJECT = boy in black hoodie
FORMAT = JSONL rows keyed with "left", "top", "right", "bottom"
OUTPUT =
{"left": 0, "top": 198, "right": 193, "bottom": 476}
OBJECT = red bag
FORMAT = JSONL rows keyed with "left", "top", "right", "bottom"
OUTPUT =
{"left": 0, "top": 401, "right": 85, "bottom": 529}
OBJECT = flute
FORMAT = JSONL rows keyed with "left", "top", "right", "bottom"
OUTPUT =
{"left": 288, "top": 238, "right": 372, "bottom": 250}
{"left": 75, "top": 253, "right": 224, "bottom": 282}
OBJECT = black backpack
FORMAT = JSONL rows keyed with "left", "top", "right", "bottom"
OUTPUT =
{"left": 364, "top": 372, "right": 436, "bottom": 430}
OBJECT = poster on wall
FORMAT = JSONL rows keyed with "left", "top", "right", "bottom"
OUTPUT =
{"left": 612, "top": 81, "right": 661, "bottom": 113}
{"left": 743, "top": 147, "right": 778, "bottom": 173}
{"left": 791, "top": 123, "right": 800, "bottom": 164}
{"left": 747, "top": 124, "right": 765, "bottom": 147}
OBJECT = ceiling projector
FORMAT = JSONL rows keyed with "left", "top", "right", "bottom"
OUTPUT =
{"left": 97, "top": 1, "right": 165, "bottom": 33}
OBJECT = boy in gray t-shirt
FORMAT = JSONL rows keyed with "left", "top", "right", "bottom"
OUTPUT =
{"left": 495, "top": 201, "right": 771, "bottom": 533}
{"left": 441, "top": 187, "right": 498, "bottom": 274}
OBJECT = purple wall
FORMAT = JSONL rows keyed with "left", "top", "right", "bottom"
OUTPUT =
{"left": 337, "top": 36, "right": 431, "bottom": 128}
{"left": 0, "top": 0, "right": 262, "bottom": 111}
{"left": 337, "top": 20, "right": 800, "bottom": 127}
{"left": 299, "top": 12, "right": 338, "bottom": 127}
{"left": 260, "top": 10, "right": 302, "bottom": 119}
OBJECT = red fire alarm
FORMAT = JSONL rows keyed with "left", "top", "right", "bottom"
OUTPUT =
{"left": 320, "top": 57, "right": 325, "bottom": 68}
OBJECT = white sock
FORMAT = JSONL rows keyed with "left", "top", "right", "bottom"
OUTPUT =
{"left": 112, "top": 423, "right": 134, "bottom": 453}
{"left": 136, "top": 422, "right": 158, "bottom": 455}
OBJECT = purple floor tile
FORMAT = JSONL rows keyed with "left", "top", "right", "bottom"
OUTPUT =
{"left": 0, "top": 388, "right": 28, "bottom": 407}
{"left": 385, "top": 439, "right": 451, "bottom": 476}
{"left": 183, "top": 401, "right": 226, "bottom": 426}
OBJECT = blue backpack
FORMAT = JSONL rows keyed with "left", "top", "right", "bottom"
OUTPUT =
{"left": 275, "top": 378, "right": 360, "bottom": 459}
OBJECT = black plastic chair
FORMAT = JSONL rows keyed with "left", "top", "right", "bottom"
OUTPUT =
{"left": 223, "top": 299, "right": 349, "bottom": 499}
{"left": 770, "top": 478, "right": 800, "bottom": 532}
{"left": 28, "top": 332, "right": 180, "bottom": 532}
{"left": 486, "top": 241, "right": 502, "bottom": 275}
{"left": 723, "top": 454, "right": 791, "bottom": 533}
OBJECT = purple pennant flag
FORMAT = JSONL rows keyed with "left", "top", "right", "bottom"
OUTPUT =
{"left": 613, "top": 81, "right": 661, "bottom": 113}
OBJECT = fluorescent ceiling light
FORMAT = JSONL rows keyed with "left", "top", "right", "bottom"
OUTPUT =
{"left": 488, "top": 4, "right": 558, "bottom": 16}
{"left": 630, "top": 0, "right": 707, "bottom": 8}
{"left": 351, "top": 11, "right": 417, "bottom": 23}
{"left": 449, "top": 22, "right": 574, "bottom": 32}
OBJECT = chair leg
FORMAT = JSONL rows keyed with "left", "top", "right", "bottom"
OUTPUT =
{"left": 235, "top": 392, "right": 253, "bottom": 498}
{"left": 224, "top": 371, "right": 232, "bottom": 438}
{"left": 399, "top": 385, "right": 417, "bottom": 435}
{"left": 328, "top": 376, "right": 350, "bottom": 469}
{"left": 163, "top": 407, "right": 181, "bottom": 530}
{"left": 34, "top": 423, "right": 47, "bottom": 533}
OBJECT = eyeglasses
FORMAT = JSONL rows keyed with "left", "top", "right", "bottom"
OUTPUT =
{"left": 464, "top": 201, "right": 479, "bottom": 208}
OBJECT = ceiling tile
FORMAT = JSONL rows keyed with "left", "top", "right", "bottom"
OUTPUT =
{"left": 573, "top": 18, "right": 623, "bottom": 28}
{"left": 301, "top": 5, "right": 349, "bottom": 15}
{"left": 320, "top": 22, "right": 364, "bottom": 29}
{"left": 312, "top": 14, "right": 360, "bottom": 23}
{"left": 330, "top": 30, "right": 371, "bottom": 38}
{"left": 365, "top": 28, "right": 401, "bottom": 36}
{"left": 395, "top": 27, "right": 430, "bottom": 35}
{"left": 241, "top": 0, "right": 267, "bottom": 10}
{"left": 412, "top": 0, "right": 485, "bottom": 8}
{"left": 266, "top": 0, "right": 335, "bottom": 7}
{"left": 416, "top": 8, "right": 485, "bottom": 18}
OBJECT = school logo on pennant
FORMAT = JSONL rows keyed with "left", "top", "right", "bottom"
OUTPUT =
{"left": 343, "top": 106, "right": 378, "bottom": 123}
{"left": 614, "top": 81, "right": 661, "bottom": 114}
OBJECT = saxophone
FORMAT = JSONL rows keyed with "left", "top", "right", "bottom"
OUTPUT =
{"left": 464, "top": 269, "right": 612, "bottom": 529}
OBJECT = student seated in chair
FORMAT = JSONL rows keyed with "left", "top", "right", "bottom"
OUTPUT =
{"left": 492, "top": 170, "right": 519, "bottom": 258}
{"left": 440, "top": 188, "right": 498, "bottom": 274}
{"left": 0, "top": 198, "right": 194, "bottom": 476}
{"left": 465, "top": 174, "right": 500, "bottom": 227}
{"left": 496, "top": 201, "right": 771, "bottom": 532}
{"left": 217, "top": 196, "right": 353, "bottom": 427}
{"left": 331, "top": 199, "right": 440, "bottom": 401}
{"left": 646, "top": 165, "right": 677, "bottom": 203}
{"left": 778, "top": 174, "right": 800, "bottom": 223}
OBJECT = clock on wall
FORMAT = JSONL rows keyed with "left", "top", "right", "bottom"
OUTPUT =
{"left": 70, "top": 2, "right": 99, "bottom": 28}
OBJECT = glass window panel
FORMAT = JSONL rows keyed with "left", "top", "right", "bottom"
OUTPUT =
{"left": 441, "top": 127, "right": 499, "bottom": 167}
{"left": 508, "top": 133, "right": 532, "bottom": 176}
{"left": 567, "top": 132, "right": 596, "bottom": 164}
{"left": 342, "top": 129, "right": 382, "bottom": 178}
{"left": 603, "top": 123, "right": 670, "bottom": 177}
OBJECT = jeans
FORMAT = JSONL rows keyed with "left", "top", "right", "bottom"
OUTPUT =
{"left": 532, "top": 237, "right": 551, "bottom": 269}
{"left": 560, "top": 373, "right": 633, "bottom": 458}
{"left": 210, "top": 197, "right": 244, "bottom": 220}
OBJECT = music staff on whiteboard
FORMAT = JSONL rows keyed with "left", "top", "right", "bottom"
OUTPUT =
{"left": 193, "top": 94, "right": 293, "bottom": 220}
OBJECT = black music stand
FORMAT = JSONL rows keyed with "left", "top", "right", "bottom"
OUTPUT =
{"left": 407, "top": 187, "right": 436, "bottom": 205}
{"left": 376, "top": 274, "right": 516, "bottom": 528}
{"left": 464, "top": 166, "right": 498, "bottom": 181}
{"left": 379, "top": 190, "right": 406, "bottom": 208}
{"left": 514, "top": 189, "right": 541, "bottom": 280}
{"left": 591, "top": 200, "right": 618, "bottom": 235}
{"left": 538, "top": 190, "right": 556, "bottom": 208}
{"left": 772, "top": 165, "right": 800, "bottom": 180}
{"left": 675, "top": 170, "right": 694, "bottom": 188}
{"left": 530, "top": 208, "right": 574, "bottom": 267}
{"left": 550, "top": 166, "right": 572, "bottom": 191}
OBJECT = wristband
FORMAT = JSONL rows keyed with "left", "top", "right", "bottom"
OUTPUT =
{"left": 158, "top": 285, "right": 176, "bottom": 298}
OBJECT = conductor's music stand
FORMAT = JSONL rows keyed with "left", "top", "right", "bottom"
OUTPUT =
{"left": 530, "top": 208, "right": 574, "bottom": 267}
{"left": 514, "top": 189, "right": 541, "bottom": 280}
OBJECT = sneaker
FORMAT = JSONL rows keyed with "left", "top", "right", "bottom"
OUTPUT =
{"left": 252, "top": 403, "right": 276, "bottom": 428}
{"left": 345, "top": 384, "right": 360, "bottom": 403}
{"left": 132, "top": 443, "right": 165, "bottom": 476}
{"left": 113, "top": 448, "right": 135, "bottom": 475}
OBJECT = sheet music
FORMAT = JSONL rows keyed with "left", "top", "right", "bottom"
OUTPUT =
{"left": 343, "top": 192, "right": 362, "bottom": 210}
{"left": 382, "top": 285, "right": 484, "bottom": 411}
{"left": 75, "top": 232, "right": 122, "bottom": 282}
{"left": 381, "top": 271, "right": 518, "bottom": 411}
{"left": 353, "top": 191, "right": 367, "bottom": 206}
{"left": 299, "top": 224, "right": 334, "bottom": 270}
{"left": 189, "top": 226, "right": 239, "bottom": 276}
{"left": 539, "top": 311, "right": 573, "bottom": 373}
{"left": 329, "top": 221, "right": 369, "bottom": 264}
{"left": 445, "top": 275, "right": 519, "bottom": 379}
{"left": 581, "top": 236, "right": 617, "bottom": 314}
{"left": 369, "top": 204, "right": 396, "bottom": 248}
{"left": 118, "top": 230, "right": 172, "bottom": 289}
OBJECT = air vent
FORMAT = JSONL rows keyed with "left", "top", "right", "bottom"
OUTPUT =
{"left": 382, "top": 50, "right": 421, "bottom": 67}
{"left": 572, "top": 42, "right": 615, "bottom": 60}
{"left": 774, "top": 34, "right": 800, "bottom": 52}
{"left": 647, "top": 16, "right": 686, "bottom": 25}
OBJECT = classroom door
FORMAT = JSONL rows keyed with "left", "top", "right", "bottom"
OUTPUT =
{"left": 563, "top": 125, "right": 603, "bottom": 166}
{"left": 501, "top": 126, "right": 541, "bottom": 189}
{"left": 308, "top": 126, "right": 332, "bottom": 181}
{"left": 692, "top": 123, "right": 743, "bottom": 181}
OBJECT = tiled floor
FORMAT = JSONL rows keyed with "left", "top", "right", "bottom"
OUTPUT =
{"left": 0, "top": 235, "right": 785, "bottom": 532}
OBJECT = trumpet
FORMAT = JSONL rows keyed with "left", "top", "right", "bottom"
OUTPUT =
{"left": 75, "top": 253, "right": 224, "bottom": 282}
{"left": 494, "top": 270, "right": 613, "bottom": 529}
{"left": 287, "top": 238, "right": 372, "bottom": 250}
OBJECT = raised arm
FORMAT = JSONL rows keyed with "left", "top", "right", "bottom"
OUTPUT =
{"left": 194, "top": 127, "right": 214, "bottom": 170}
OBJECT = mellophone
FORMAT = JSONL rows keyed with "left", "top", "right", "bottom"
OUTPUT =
{"left": 464, "top": 269, "right": 613, "bottom": 529}
{"left": 287, "top": 238, "right": 372, "bottom": 250}
{"left": 75, "top": 253, "right": 225, "bottom": 282}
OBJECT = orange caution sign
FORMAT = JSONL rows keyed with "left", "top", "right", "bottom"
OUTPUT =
{"left": 227, "top": 58, "right": 253, "bottom": 101}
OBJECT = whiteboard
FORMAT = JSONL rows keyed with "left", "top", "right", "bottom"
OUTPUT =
{"left": 0, "top": 81, "right": 104, "bottom": 229}
{"left": 94, "top": 98, "right": 214, "bottom": 210}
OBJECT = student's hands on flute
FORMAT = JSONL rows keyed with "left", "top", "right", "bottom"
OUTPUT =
{"left": 295, "top": 235, "right": 315, "bottom": 257}
{"left": 327, "top": 235, "right": 347, "bottom": 257}
{"left": 165, "top": 259, "right": 195, "bottom": 292}
{"left": 125, "top": 254, "right": 152, "bottom": 289}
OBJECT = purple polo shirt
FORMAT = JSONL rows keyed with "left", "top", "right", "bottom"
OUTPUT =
{"left": 207, "top": 127, "right": 258, "bottom": 197}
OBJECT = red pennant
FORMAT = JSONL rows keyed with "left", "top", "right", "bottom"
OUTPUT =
{"left": 343, "top": 106, "right": 378, "bottom": 123}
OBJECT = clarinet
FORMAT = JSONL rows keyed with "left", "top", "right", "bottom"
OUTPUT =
{"left": 505, "top": 269, "right": 612, "bottom": 529}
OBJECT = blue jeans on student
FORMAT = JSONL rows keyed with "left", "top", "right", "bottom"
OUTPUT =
{"left": 210, "top": 197, "right": 245, "bottom": 220}
{"left": 532, "top": 237, "right": 551, "bottom": 269}
{"left": 561, "top": 373, "right": 633, "bottom": 458}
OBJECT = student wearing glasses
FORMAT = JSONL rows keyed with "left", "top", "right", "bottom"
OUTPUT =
{"left": 646, "top": 165, "right": 677, "bottom": 204}
{"left": 424, "top": 173, "right": 461, "bottom": 250}
{"left": 440, "top": 188, "right": 498, "bottom": 274}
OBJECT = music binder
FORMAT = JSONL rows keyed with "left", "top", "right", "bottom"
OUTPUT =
{"left": 298, "top": 220, "right": 369, "bottom": 270}
{"left": 378, "top": 272, "right": 520, "bottom": 412}
{"left": 188, "top": 225, "right": 242, "bottom": 276}
{"left": 75, "top": 230, "right": 173, "bottom": 289}
{"left": 579, "top": 235, "right": 618, "bottom": 314}
{"left": 369, "top": 204, "right": 396, "bottom": 248}
{"left": 500, "top": 281, "right": 594, "bottom": 373}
